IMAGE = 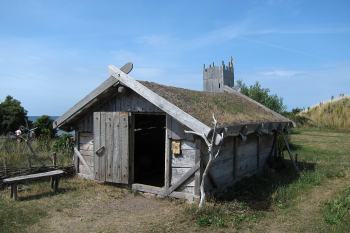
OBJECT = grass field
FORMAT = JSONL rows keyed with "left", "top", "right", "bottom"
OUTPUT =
{"left": 1, "top": 128, "right": 350, "bottom": 233}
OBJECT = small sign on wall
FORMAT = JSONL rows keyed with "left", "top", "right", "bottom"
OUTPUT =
{"left": 171, "top": 140, "right": 181, "bottom": 156}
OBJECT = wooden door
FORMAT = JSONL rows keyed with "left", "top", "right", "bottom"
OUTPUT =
{"left": 93, "top": 112, "right": 129, "bottom": 184}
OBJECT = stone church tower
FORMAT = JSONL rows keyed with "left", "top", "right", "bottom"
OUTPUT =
{"left": 203, "top": 58, "right": 234, "bottom": 92}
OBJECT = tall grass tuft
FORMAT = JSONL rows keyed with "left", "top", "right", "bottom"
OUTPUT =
{"left": 300, "top": 97, "right": 350, "bottom": 129}
{"left": 323, "top": 187, "right": 350, "bottom": 226}
{"left": 0, "top": 134, "right": 73, "bottom": 170}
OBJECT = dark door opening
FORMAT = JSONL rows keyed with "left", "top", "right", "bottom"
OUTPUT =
{"left": 134, "top": 114, "right": 165, "bottom": 187}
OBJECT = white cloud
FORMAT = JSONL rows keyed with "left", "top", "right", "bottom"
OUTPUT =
{"left": 259, "top": 69, "right": 305, "bottom": 78}
{"left": 136, "top": 34, "right": 173, "bottom": 47}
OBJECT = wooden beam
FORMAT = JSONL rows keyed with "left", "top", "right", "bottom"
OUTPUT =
{"left": 194, "top": 139, "right": 201, "bottom": 196}
{"left": 257, "top": 135, "right": 260, "bottom": 169}
{"left": 164, "top": 115, "right": 171, "bottom": 190}
{"left": 282, "top": 134, "right": 299, "bottom": 172}
{"left": 163, "top": 162, "right": 200, "bottom": 196}
{"left": 74, "top": 147, "right": 93, "bottom": 175}
{"left": 233, "top": 136, "right": 237, "bottom": 179}
{"left": 132, "top": 183, "right": 197, "bottom": 202}
{"left": 223, "top": 122, "right": 290, "bottom": 137}
{"left": 109, "top": 65, "right": 211, "bottom": 136}
{"left": 120, "top": 62, "right": 133, "bottom": 74}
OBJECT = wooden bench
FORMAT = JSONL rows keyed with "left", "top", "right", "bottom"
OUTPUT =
{"left": 3, "top": 170, "right": 64, "bottom": 200}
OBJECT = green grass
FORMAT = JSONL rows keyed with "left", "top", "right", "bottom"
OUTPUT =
{"left": 153, "top": 127, "right": 350, "bottom": 232}
{"left": 324, "top": 188, "right": 350, "bottom": 226}
{"left": 323, "top": 187, "right": 350, "bottom": 229}
{"left": 0, "top": 178, "right": 125, "bottom": 233}
{"left": 1, "top": 128, "right": 350, "bottom": 232}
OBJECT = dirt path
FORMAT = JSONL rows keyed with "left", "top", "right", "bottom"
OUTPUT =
{"left": 28, "top": 192, "right": 179, "bottom": 233}
{"left": 243, "top": 174, "right": 350, "bottom": 233}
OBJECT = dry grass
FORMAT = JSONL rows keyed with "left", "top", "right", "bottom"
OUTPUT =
{"left": 140, "top": 81, "right": 288, "bottom": 126}
{"left": 300, "top": 97, "right": 350, "bottom": 129}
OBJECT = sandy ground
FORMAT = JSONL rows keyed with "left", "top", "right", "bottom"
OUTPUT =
{"left": 28, "top": 192, "right": 180, "bottom": 233}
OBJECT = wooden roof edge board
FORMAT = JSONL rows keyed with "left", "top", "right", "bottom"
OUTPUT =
{"left": 219, "top": 121, "right": 292, "bottom": 137}
{"left": 53, "top": 77, "right": 120, "bottom": 129}
{"left": 108, "top": 65, "right": 212, "bottom": 136}
{"left": 223, "top": 85, "right": 296, "bottom": 127}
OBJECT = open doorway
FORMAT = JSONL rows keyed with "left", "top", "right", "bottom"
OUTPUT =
{"left": 133, "top": 114, "right": 165, "bottom": 187}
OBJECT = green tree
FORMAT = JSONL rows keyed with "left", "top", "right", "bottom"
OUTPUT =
{"left": 0, "top": 95, "right": 28, "bottom": 134}
{"left": 33, "top": 115, "right": 55, "bottom": 138}
{"left": 236, "top": 80, "right": 286, "bottom": 113}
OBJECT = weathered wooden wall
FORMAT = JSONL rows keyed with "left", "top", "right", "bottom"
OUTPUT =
{"left": 93, "top": 112, "right": 129, "bottom": 184}
{"left": 203, "top": 134, "right": 274, "bottom": 193}
{"left": 74, "top": 90, "right": 162, "bottom": 179}
{"left": 167, "top": 116, "right": 199, "bottom": 195}
{"left": 78, "top": 132, "right": 94, "bottom": 179}
{"left": 72, "top": 86, "right": 275, "bottom": 199}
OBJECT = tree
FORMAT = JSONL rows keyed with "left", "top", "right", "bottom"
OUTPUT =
{"left": 33, "top": 115, "right": 55, "bottom": 138}
{"left": 185, "top": 114, "right": 224, "bottom": 209}
{"left": 0, "top": 96, "right": 28, "bottom": 135}
{"left": 236, "top": 80, "right": 286, "bottom": 113}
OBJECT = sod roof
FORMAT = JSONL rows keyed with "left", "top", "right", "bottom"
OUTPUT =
{"left": 140, "top": 81, "right": 290, "bottom": 127}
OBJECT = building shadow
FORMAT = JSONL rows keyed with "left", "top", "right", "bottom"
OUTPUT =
{"left": 215, "top": 157, "right": 315, "bottom": 211}
{"left": 17, "top": 186, "right": 77, "bottom": 201}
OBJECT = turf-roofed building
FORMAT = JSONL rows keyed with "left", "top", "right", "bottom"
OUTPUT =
{"left": 53, "top": 60, "right": 293, "bottom": 201}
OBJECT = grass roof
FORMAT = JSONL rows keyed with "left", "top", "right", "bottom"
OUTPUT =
{"left": 140, "top": 81, "right": 289, "bottom": 127}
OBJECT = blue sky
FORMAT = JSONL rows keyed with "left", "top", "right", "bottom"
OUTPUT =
{"left": 0, "top": 0, "right": 349, "bottom": 115}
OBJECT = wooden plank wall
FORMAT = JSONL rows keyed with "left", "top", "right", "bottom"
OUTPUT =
{"left": 75, "top": 91, "right": 162, "bottom": 179}
{"left": 78, "top": 132, "right": 94, "bottom": 179}
{"left": 93, "top": 112, "right": 129, "bottom": 183}
{"left": 167, "top": 117, "right": 197, "bottom": 194}
{"left": 204, "top": 134, "right": 274, "bottom": 192}
{"left": 76, "top": 91, "right": 162, "bottom": 132}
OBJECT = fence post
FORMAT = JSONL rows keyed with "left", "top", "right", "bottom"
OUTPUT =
{"left": 52, "top": 152, "right": 57, "bottom": 168}
{"left": 2, "top": 157, "right": 7, "bottom": 176}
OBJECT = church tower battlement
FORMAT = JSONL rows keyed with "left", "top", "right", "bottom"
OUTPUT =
{"left": 203, "top": 58, "right": 234, "bottom": 92}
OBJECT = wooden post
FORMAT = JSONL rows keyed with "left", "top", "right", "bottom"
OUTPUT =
{"left": 53, "top": 177, "right": 60, "bottom": 193}
{"left": 164, "top": 115, "right": 171, "bottom": 190}
{"left": 257, "top": 135, "right": 260, "bottom": 169}
{"left": 194, "top": 139, "right": 201, "bottom": 196}
{"left": 269, "top": 132, "right": 277, "bottom": 159}
{"left": 75, "top": 131, "right": 80, "bottom": 173}
{"left": 233, "top": 137, "right": 237, "bottom": 179}
{"left": 10, "top": 184, "right": 14, "bottom": 198}
{"left": 12, "top": 184, "right": 18, "bottom": 200}
{"left": 52, "top": 152, "right": 57, "bottom": 168}
{"left": 282, "top": 134, "right": 299, "bottom": 173}
{"left": 128, "top": 113, "right": 135, "bottom": 185}
{"left": 24, "top": 140, "right": 35, "bottom": 169}
{"left": 3, "top": 157, "right": 7, "bottom": 177}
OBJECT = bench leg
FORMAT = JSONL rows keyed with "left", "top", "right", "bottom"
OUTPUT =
{"left": 51, "top": 177, "right": 54, "bottom": 189}
{"left": 10, "top": 184, "right": 14, "bottom": 198}
{"left": 12, "top": 184, "right": 18, "bottom": 200}
{"left": 53, "top": 177, "right": 60, "bottom": 193}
